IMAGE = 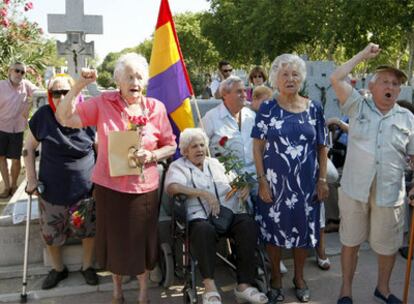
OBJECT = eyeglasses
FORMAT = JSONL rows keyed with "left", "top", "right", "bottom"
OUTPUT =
{"left": 14, "top": 68, "right": 25, "bottom": 75}
{"left": 253, "top": 75, "right": 263, "bottom": 79}
{"left": 222, "top": 68, "right": 233, "bottom": 73}
{"left": 51, "top": 90, "right": 69, "bottom": 98}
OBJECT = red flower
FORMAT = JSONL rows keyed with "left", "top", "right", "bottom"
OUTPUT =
{"left": 129, "top": 115, "right": 147, "bottom": 127}
{"left": 218, "top": 136, "right": 228, "bottom": 147}
{"left": 72, "top": 214, "right": 83, "bottom": 228}
{"left": 24, "top": 2, "right": 33, "bottom": 11}
{"left": 3, "top": 0, "right": 10, "bottom": 5}
{"left": 1, "top": 18, "right": 9, "bottom": 28}
{"left": 0, "top": 8, "right": 7, "bottom": 17}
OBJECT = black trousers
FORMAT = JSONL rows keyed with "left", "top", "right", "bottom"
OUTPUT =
{"left": 189, "top": 213, "right": 257, "bottom": 284}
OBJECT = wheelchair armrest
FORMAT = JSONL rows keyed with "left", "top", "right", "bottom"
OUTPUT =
{"left": 172, "top": 193, "right": 188, "bottom": 223}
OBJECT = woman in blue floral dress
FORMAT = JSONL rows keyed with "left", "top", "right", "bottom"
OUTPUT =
{"left": 252, "top": 54, "right": 329, "bottom": 303}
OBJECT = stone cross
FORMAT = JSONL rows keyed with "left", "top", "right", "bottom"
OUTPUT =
{"left": 47, "top": 0, "right": 103, "bottom": 78}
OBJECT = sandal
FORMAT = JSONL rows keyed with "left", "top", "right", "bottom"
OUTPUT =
{"left": 267, "top": 287, "right": 284, "bottom": 303}
{"left": 293, "top": 278, "right": 310, "bottom": 303}
{"left": 111, "top": 296, "right": 125, "bottom": 304}
{"left": 202, "top": 291, "right": 222, "bottom": 304}
{"left": 316, "top": 255, "right": 331, "bottom": 271}
{"left": 234, "top": 286, "right": 268, "bottom": 304}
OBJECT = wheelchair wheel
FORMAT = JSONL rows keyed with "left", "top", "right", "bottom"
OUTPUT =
{"left": 184, "top": 288, "right": 198, "bottom": 304}
{"left": 159, "top": 242, "right": 174, "bottom": 288}
{"left": 254, "top": 247, "right": 271, "bottom": 293}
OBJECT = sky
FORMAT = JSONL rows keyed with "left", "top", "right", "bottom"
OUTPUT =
{"left": 25, "top": 0, "right": 210, "bottom": 61}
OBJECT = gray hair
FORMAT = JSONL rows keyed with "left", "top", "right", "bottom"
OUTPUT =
{"left": 219, "top": 75, "right": 243, "bottom": 96}
{"left": 269, "top": 54, "right": 307, "bottom": 89}
{"left": 113, "top": 53, "right": 149, "bottom": 86}
{"left": 179, "top": 128, "right": 209, "bottom": 155}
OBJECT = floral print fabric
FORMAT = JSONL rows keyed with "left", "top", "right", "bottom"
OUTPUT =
{"left": 251, "top": 99, "right": 327, "bottom": 248}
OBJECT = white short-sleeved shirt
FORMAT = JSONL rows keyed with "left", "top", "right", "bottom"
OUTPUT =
{"left": 201, "top": 103, "right": 256, "bottom": 176}
{"left": 341, "top": 89, "right": 414, "bottom": 207}
{"left": 164, "top": 157, "right": 243, "bottom": 221}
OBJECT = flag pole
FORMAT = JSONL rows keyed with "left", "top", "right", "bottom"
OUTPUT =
{"left": 191, "top": 94, "right": 211, "bottom": 157}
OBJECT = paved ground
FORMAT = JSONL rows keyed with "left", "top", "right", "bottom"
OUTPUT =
{"left": 0, "top": 232, "right": 412, "bottom": 304}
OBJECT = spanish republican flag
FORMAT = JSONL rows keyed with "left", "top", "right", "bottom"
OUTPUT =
{"left": 147, "top": 0, "right": 195, "bottom": 141}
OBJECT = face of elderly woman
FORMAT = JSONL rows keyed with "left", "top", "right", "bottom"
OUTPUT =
{"left": 50, "top": 78, "right": 71, "bottom": 107}
{"left": 119, "top": 64, "right": 145, "bottom": 103}
{"left": 276, "top": 64, "right": 302, "bottom": 95}
{"left": 183, "top": 135, "right": 207, "bottom": 168}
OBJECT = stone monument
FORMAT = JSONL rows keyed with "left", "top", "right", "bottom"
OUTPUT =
{"left": 47, "top": 0, "right": 103, "bottom": 89}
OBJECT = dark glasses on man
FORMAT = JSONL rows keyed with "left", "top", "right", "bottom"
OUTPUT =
{"left": 222, "top": 68, "right": 233, "bottom": 73}
{"left": 51, "top": 90, "right": 69, "bottom": 98}
{"left": 14, "top": 68, "right": 25, "bottom": 75}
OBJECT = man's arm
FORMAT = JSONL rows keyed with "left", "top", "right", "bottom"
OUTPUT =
{"left": 330, "top": 43, "right": 380, "bottom": 105}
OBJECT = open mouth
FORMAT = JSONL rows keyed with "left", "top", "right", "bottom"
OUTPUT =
{"left": 385, "top": 93, "right": 391, "bottom": 98}
{"left": 130, "top": 88, "right": 139, "bottom": 93}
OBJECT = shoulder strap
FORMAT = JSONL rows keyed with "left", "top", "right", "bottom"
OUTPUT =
{"left": 189, "top": 167, "right": 209, "bottom": 217}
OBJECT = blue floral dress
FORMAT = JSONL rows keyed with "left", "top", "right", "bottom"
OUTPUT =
{"left": 251, "top": 99, "right": 327, "bottom": 248}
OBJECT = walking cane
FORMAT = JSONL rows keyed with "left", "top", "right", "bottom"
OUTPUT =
{"left": 403, "top": 195, "right": 414, "bottom": 304}
{"left": 20, "top": 182, "right": 44, "bottom": 303}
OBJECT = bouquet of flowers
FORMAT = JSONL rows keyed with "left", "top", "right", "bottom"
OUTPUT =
{"left": 213, "top": 136, "right": 256, "bottom": 200}
{"left": 127, "top": 115, "right": 148, "bottom": 180}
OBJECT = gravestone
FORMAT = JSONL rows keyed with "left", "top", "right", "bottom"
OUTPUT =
{"left": 304, "top": 60, "right": 340, "bottom": 119}
{"left": 48, "top": 0, "right": 103, "bottom": 94}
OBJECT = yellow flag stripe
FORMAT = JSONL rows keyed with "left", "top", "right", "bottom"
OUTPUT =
{"left": 149, "top": 22, "right": 180, "bottom": 78}
{"left": 170, "top": 98, "right": 195, "bottom": 131}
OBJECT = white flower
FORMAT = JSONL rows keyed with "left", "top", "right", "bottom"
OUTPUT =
{"left": 309, "top": 119, "right": 316, "bottom": 126}
{"left": 299, "top": 134, "right": 306, "bottom": 141}
{"left": 285, "top": 193, "right": 298, "bottom": 209}
{"left": 269, "top": 117, "right": 283, "bottom": 129}
{"left": 257, "top": 120, "right": 268, "bottom": 134}
{"left": 266, "top": 168, "right": 277, "bottom": 184}
{"left": 304, "top": 203, "right": 313, "bottom": 216}
{"left": 285, "top": 144, "right": 304, "bottom": 159}
{"left": 269, "top": 207, "right": 280, "bottom": 223}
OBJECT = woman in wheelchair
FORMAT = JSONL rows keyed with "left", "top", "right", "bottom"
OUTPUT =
{"left": 165, "top": 128, "right": 268, "bottom": 304}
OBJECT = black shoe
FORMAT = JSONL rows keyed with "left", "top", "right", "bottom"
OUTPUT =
{"left": 42, "top": 266, "right": 69, "bottom": 289}
{"left": 337, "top": 296, "right": 353, "bottom": 304}
{"left": 399, "top": 246, "right": 412, "bottom": 260}
{"left": 80, "top": 267, "right": 99, "bottom": 285}
{"left": 267, "top": 287, "right": 284, "bottom": 303}
{"left": 374, "top": 288, "right": 402, "bottom": 304}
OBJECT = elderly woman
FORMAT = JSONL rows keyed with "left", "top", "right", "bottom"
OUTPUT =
{"left": 246, "top": 66, "right": 268, "bottom": 101}
{"left": 56, "top": 53, "right": 176, "bottom": 304}
{"left": 24, "top": 74, "right": 98, "bottom": 289}
{"left": 252, "top": 54, "right": 329, "bottom": 303}
{"left": 165, "top": 128, "right": 267, "bottom": 304}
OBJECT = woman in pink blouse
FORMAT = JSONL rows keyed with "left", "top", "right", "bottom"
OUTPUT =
{"left": 56, "top": 53, "right": 176, "bottom": 304}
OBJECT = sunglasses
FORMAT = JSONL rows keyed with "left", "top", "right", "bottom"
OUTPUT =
{"left": 51, "top": 90, "right": 69, "bottom": 98}
{"left": 222, "top": 68, "right": 233, "bottom": 73}
{"left": 14, "top": 68, "right": 25, "bottom": 75}
{"left": 253, "top": 75, "right": 263, "bottom": 79}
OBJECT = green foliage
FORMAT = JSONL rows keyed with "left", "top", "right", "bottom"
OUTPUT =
{"left": 0, "top": 1, "right": 63, "bottom": 86}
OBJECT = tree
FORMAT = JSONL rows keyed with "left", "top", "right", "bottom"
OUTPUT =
{"left": 0, "top": 0, "right": 63, "bottom": 86}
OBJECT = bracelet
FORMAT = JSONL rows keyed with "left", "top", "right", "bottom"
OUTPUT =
{"left": 257, "top": 174, "right": 266, "bottom": 180}
{"left": 319, "top": 177, "right": 327, "bottom": 183}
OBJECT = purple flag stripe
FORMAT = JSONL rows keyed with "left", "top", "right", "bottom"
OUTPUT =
{"left": 147, "top": 60, "right": 191, "bottom": 114}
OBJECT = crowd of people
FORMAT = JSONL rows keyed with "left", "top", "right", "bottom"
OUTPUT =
{"left": 0, "top": 42, "right": 412, "bottom": 304}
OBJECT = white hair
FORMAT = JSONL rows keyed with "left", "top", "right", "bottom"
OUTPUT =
{"left": 113, "top": 53, "right": 149, "bottom": 86}
{"left": 219, "top": 75, "right": 243, "bottom": 97}
{"left": 269, "top": 54, "right": 307, "bottom": 89}
{"left": 179, "top": 128, "right": 209, "bottom": 155}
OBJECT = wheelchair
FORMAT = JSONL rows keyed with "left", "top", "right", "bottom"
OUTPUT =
{"left": 159, "top": 193, "right": 272, "bottom": 304}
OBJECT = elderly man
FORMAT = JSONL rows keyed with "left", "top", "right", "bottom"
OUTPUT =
{"left": 0, "top": 62, "right": 38, "bottom": 198}
{"left": 201, "top": 76, "right": 255, "bottom": 181}
{"left": 331, "top": 43, "right": 414, "bottom": 304}
{"left": 210, "top": 60, "right": 233, "bottom": 99}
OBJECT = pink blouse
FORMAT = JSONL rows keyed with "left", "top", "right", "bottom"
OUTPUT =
{"left": 76, "top": 91, "right": 176, "bottom": 194}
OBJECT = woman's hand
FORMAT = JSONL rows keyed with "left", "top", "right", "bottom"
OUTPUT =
{"left": 79, "top": 68, "right": 97, "bottom": 87}
{"left": 258, "top": 179, "right": 273, "bottom": 203}
{"left": 317, "top": 179, "right": 329, "bottom": 201}
{"left": 202, "top": 191, "right": 220, "bottom": 216}
{"left": 134, "top": 149, "right": 154, "bottom": 165}
{"left": 25, "top": 178, "right": 38, "bottom": 195}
